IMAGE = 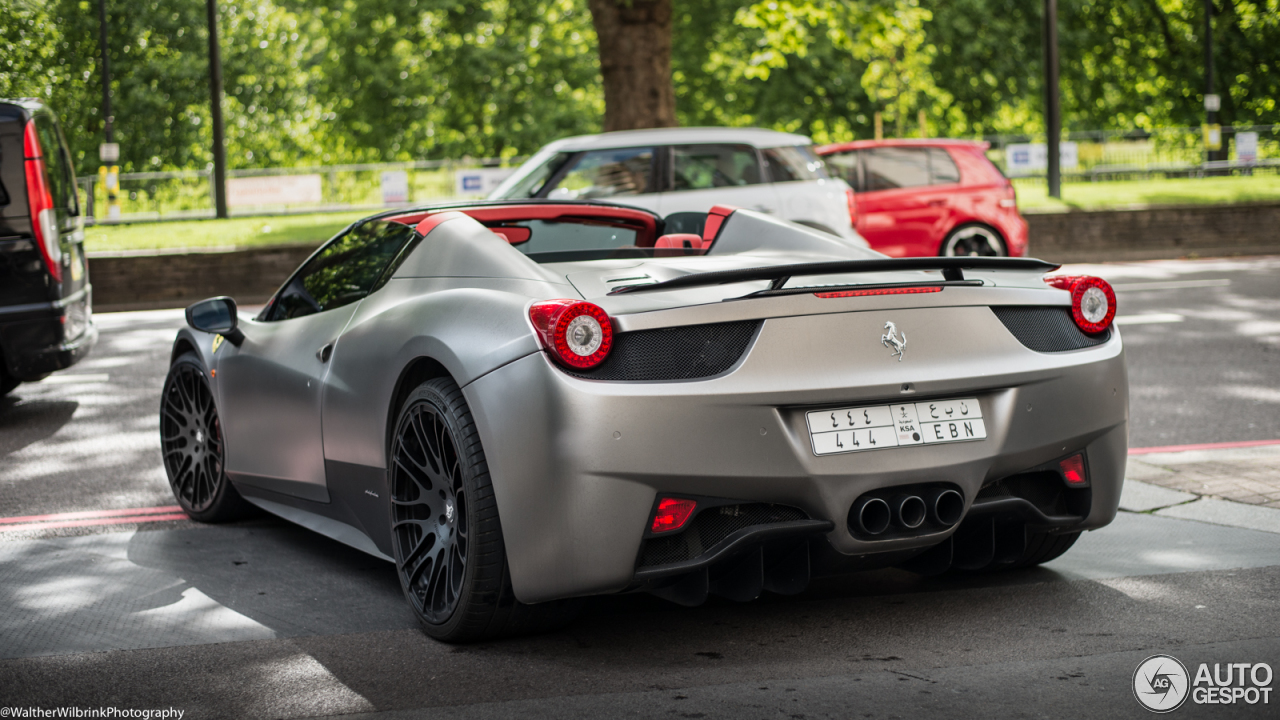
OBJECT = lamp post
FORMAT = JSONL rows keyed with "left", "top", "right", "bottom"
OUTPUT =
{"left": 97, "top": 0, "right": 119, "bottom": 220}
{"left": 206, "top": 0, "right": 228, "bottom": 218}
{"left": 1043, "top": 0, "right": 1061, "bottom": 199}
{"left": 1203, "top": 0, "right": 1223, "bottom": 163}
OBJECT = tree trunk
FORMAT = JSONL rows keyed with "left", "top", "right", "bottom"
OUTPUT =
{"left": 587, "top": 0, "right": 677, "bottom": 131}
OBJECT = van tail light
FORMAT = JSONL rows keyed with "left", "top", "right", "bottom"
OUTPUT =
{"left": 23, "top": 121, "right": 62, "bottom": 283}
{"left": 529, "top": 299, "right": 614, "bottom": 369}
{"left": 1044, "top": 275, "right": 1116, "bottom": 334}
{"left": 650, "top": 497, "right": 697, "bottom": 533}
{"left": 845, "top": 188, "right": 858, "bottom": 227}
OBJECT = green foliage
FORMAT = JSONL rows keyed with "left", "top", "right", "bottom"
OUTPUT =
{"left": 3, "top": 0, "right": 1276, "bottom": 178}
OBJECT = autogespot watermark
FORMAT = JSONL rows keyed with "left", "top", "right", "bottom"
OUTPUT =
{"left": 1, "top": 710, "right": 182, "bottom": 719}
{"left": 1133, "top": 654, "right": 1273, "bottom": 713}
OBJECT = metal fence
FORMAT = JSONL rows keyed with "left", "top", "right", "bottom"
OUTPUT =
{"left": 78, "top": 158, "right": 524, "bottom": 225}
{"left": 77, "top": 124, "right": 1280, "bottom": 223}
{"left": 982, "top": 124, "right": 1280, "bottom": 180}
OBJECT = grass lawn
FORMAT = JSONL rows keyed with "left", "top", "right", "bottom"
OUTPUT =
{"left": 1015, "top": 173, "right": 1280, "bottom": 211}
{"left": 84, "top": 211, "right": 369, "bottom": 253}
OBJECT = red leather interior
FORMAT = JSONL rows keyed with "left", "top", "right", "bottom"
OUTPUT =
{"left": 653, "top": 233, "right": 705, "bottom": 257}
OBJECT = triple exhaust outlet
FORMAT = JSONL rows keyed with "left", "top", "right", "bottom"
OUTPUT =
{"left": 851, "top": 488, "right": 963, "bottom": 536}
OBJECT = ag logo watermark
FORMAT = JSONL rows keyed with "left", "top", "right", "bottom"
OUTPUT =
{"left": 1133, "top": 654, "right": 1273, "bottom": 713}
{"left": 1133, "top": 655, "right": 1190, "bottom": 713}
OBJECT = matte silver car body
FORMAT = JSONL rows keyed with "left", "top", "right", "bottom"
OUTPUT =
{"left": 172, "top": 206, "right": 1127, "bottom": 604}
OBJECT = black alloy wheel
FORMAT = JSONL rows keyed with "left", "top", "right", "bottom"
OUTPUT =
{"left": 160, "top": 352, "right": 252, "bottom": 522}
{"left": 391, "top": 387, "right": 470, "bottom": 626}
{"left": 389, "top": 376, "right": 581, "bottom": 642}
{"left": 941, "top": 225, "right": 1006, "bottom": 257}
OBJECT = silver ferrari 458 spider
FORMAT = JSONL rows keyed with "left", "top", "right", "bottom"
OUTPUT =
{"left": 162, "top": 200, "right": 1127, "bottom": 641}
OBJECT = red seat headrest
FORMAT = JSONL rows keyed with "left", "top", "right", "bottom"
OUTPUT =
{"left": 653, "top": 233, "right": 705, "bottom": 257}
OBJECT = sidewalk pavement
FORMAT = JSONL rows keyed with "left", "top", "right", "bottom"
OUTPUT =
{"left": 1119, "top": 441, "right": 1280, "bottom": 534}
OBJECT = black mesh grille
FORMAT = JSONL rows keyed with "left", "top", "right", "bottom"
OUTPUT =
{"left": 991, "top": 306, "right": 1111, "bottom": 352}
{"left": 639, "top": 503, "right": 808, "bottom": 568}
{"left": 566, "top": 320, "right": 761, "bottom": 382}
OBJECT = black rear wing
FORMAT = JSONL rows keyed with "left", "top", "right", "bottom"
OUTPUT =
{"left": 608, "top": 257, "right": 1062, "bottom": 296}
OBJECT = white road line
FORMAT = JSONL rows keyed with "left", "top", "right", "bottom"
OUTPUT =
{"left": 1112, "top": 279, "right": 1232, "bottom": 291}
{"left": 1114, "top": 313, "right": 1184, "bottom": 325}
{"left": 39, "top": 373, "right": 111, "bottom": 384}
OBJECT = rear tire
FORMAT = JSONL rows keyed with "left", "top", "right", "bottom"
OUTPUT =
{"left": 160, "top": 352, "right": 255, "bottom": 522}
{"left": 389, "top": 376, "right": 580, "bottom": 643}
{"left": 941, "top": 225, "right": 1006, "bottom": 257}
{"left": 1009, "top": 530, "right": 1080, "bottom": 569}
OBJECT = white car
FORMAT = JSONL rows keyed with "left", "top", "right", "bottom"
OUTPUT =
{"left": 489, "top": 127, "right": 866, "bottom": 246}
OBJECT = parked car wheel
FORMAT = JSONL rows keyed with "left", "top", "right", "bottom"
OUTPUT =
{"left": 390, "top": 376, "right": 580, "bottom": 642}
{"left": 941, "top": 224, "right": 1006, "bottom": 257}
{"left": 160, "top": 352, "right": 254, "bottom": 522}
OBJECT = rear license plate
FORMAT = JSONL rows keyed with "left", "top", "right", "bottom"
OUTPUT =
{"left": 806, "top": 398, "right": 986, "bottom": 456}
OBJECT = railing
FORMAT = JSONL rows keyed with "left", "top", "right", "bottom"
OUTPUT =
{"left": 79, "top": 157, "right": 524, "bottom": 225}
{"left": 982, "top": 125, "right": 1280, "bottom": 180}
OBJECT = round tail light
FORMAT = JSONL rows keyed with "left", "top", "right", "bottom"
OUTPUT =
{"left": 529, "top": 299, "right": 614, "bottom": 369}
{"left": 1044, "top": 275, "right": 1116, "bottom": 334}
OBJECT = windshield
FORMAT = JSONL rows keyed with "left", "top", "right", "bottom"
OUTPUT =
{"left": 489, "top": 151, "right": 574, "bottom": 199}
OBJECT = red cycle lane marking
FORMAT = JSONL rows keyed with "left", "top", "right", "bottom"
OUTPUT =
{"left": 1129, "top": 439, "right": 1280, "bottom": 455}
{"left": 0, "top": 505, "right": 184, "bottom": 526}
{"left": 0, "top": 513, "right": 191, "bottom": 533}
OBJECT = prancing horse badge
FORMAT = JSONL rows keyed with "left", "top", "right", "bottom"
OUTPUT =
{"left": 881, "top": 321, "right": 906, "bottom": 361}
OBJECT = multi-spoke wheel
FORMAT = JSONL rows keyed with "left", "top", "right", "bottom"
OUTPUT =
{"left": 160, "top": 352, "right": 251, "bottom": 522}
{"left": 391, "top": 387, "right": 470, "bottom": 626}
{"left": 940, "top": 224, "right": 1006, "bottom": 257}
{"left": 389, "top": 376, "right": 581, "bottom": 642}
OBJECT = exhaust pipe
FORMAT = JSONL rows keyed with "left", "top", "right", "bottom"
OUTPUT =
{"left": 927, "top": 489, "right": 964, "bottom": 527}
{"left": 849, "top": 497, "right": 891, "bottom": 536}
{"left": 892, "top": 495, "right": 927, "bottom": 529}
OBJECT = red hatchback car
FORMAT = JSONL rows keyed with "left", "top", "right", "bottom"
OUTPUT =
{"left": 816, "top": 139, "right": 1028, "bottom": 258}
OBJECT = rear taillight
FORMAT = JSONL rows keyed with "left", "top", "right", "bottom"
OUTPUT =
{"left": 999, "top": 182, "right": 1018, "bottom": 209}
{"left": 23, "top": 121, "right": 61, "bottom": 282}
{"left": 650, "top": 497, "right": 697, "bottom": 533}
{"left": 1044, "top": 275, "right": 1116, "bottom": 334}
{"left": 1059, "top": 453, "right": 1088, "bottom": 486}
{"left": 845, "top": 188, "right": 858, "bottom": 227}
{"left": 529, "top": 299, "right": 614, "bottom": 369}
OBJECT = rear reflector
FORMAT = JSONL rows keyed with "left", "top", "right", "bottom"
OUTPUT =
{"left": 651, "top": 497, "right": 697, "bottom": 533}
{"left": 1059, "top": 453, "right": 1087, "bottom": 486}
{"left": 814, "top": 286, "right": 942, "bottom": 299}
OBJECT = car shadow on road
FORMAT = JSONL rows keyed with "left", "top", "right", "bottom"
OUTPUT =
{"left": 0, "top": 394, "right": 79, "bottom": 457}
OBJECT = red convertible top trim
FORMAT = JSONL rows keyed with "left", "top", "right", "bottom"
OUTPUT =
{"left": 414, "top": 211, "right": 469, "bottom": 237}
{"left": 391, "top": 204, "right": 659, "bottom": 239}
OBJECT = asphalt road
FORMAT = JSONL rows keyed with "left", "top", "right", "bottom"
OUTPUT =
{"left": 1, "top": 255, "right": 1278, "bottom": 718}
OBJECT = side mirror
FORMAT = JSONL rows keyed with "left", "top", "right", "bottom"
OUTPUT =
{"left": 186, "top": 296, "right": 244, "bottom": 346}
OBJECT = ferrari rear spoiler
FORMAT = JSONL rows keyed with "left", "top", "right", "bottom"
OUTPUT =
{"left": 607, "top": 257, "right": 1061, "bottom": 296}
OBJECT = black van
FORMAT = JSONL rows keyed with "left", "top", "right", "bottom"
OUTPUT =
{"left": 0, "top": 99, "right": 95, "bottom": 396}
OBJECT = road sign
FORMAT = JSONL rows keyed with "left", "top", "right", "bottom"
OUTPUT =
{"left": 1204, "top": 94, "right": 1221, "bottom": 112}
{"left": 1236, "top": 131, "right": 1258, "bottom": 164}
{"left": 1004, "top": 142, "right": 1079, "bottom": 176}
{"left": 381, "top": 171, "right": 409, "bottom": 205}
{"left": 99, "top": 143, "right": 119, "bottom": 163}
{"left": 454, "top": 167, "right": 515, "bottom": 197}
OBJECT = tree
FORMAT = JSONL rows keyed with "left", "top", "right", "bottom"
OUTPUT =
{"left": 587, "top": 0, "right": 676, "bottom": 130}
